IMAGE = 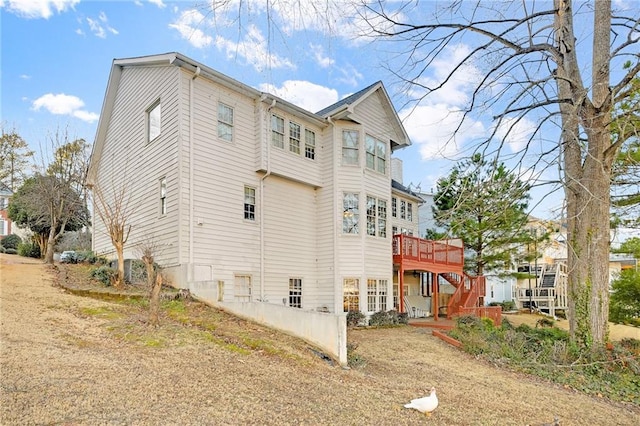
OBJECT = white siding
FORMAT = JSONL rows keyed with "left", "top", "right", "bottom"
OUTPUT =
{"left": 93, "top": 65, "right": 181, "bottom": 267}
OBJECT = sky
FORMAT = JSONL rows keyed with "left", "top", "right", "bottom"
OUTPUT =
{"left": 1, "top": 0, "right": 638, "bottom": 225}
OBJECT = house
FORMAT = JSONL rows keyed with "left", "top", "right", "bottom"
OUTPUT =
{"left": 87, "top": 52, "right": 491, "bottom": 363}
{"left": 0, "top": 182, "right": 12, "bottom": 237}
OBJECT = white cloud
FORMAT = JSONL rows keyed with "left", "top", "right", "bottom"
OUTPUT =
{"left": 310, "top": 43, "right": 334, "bottom": 68}
{"left": 86, "top": 12, "right": 118, "bottom": 38}
{"left": 336, "top": 64, "right": 363, "bottom": 87}
{"left": 31, "top": 93, "right": 99, "bottom": 123}
{"left": 169, "top": 9, "right": 213, "bottom": 49}
{"left": 400, "top": 103, "right": 485, "bottom": 160}
{"left": 19, "top": 74, "right": 31, "bottom": 80}
{"left": 148, "top": 0, "right": 165, "bottom": 8}
{"left": 2, "top": 0, "right": 79, "bottom": 19}
{"left": 259, "top": 80, "right": 338, "bottom": 113}
{"left": 494, "top": 116, "right": 537, "bottom": 153}
{"left": 214, "top": 25, "right": 296, "bottom": 71}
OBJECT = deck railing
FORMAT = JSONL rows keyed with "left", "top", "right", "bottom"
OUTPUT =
{"left": 457, "top": 306, "right": 502, "bottom": 326}
{"left": 392, "top": 235, "right": 464, "bottom": 267}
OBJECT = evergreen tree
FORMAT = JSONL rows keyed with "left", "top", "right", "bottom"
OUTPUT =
{"left": 433, "top": 154, "right": 532, "bottom": 276}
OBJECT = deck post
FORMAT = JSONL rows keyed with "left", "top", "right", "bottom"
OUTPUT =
{"left": 399, "top": 266, "right": 405, "bottom": 313}
{"left": 433, "top": 272, "right": 439, "bottom": 321}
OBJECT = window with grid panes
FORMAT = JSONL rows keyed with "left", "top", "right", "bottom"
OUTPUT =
{"left": 305, "top": 129, "right": 316, "bottom": 159}
{"left": 400, "top": 200, "right": 406, "bottom": 220}
{"left": 289, "top": 122, "right": 301, "bottom": 154}
{"left": 244, "top": 186, "right": 256, "bottom": 220}
{"left": 365, "top": 135, "right": 387, "bottom": 174}
{"left": 289, "top": 278, "right": 302, "bottom": 308}
{"left": 342, "top": 193, "right": 359, "bottom": 234}
{"left": 407, "top": 202, "right": 413, "bottom": 222}
{"left": 271, "top": 115, "right": 284, "bottom": 148}
{"left": 343, "top": 278, "right": 360, "bottom": 312}
{"left": 377, "top": 199, "right": 387, "bottom": 237}
{"left": 234, "top": 275, "right": 252, "bottom": 301}
{"left": 366, "top": 196, "right": 376, "bottom": 236}
{"left": 392, "top": 197, "right": 397, "bottom": 217}
{"left": 218, "top": 103, "right": 233, "bottom": 141}
{"left": 367, "top": 279, "right": 388, "bottom": 312}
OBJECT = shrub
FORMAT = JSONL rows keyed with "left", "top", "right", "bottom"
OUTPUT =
{"left": 18, "top": 242, "right": 40, "bottom": 258}
{"left": 0, "top": 246, "right": 4, "bottom": 253}
{"left": 5, "top": 248, "right": 18, "bottom": 255}
{"left": 1, "top": 234, "right": 22, "bottom": 250}
{"left": 368, "top": 310, "right": 409, "bottom": 326}
{"left": 90, "top": 265, "right": 116, "bottom": 286}
{"left": 609, "top": 269, "right": 640, "bottom": 324}
{"left": 347, "top": 342, "right": 366, "bottom": 368}
{"left": 346, "top": 310, "right": 365, "bottom": 327}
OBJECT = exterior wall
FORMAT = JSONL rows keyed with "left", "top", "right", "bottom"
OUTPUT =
{"left": 485, "top": 275, "right": 515, "bottom": 304}
{"left": 92, "top": 65, "right": 182, "bottom": 267}
{"left": 390, "top": 192, "right": 420, "bottom": 236}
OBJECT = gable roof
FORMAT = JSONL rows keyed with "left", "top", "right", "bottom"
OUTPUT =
{"left": 315, "top": 81, "right": 411, "bottom": 150}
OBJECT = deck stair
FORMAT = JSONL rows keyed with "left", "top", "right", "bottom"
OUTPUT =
{"left": 441, "top": 272, "right": 502, "bottom": 325}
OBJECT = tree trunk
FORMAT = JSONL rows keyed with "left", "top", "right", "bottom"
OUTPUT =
{"left": 114, "top": 242, "right": 125, "bottom": 290}
{"left": 557, "top": 0, "right": 612, "bottom": 348}
{"left": 44, "top": 226, "right": 56, "bottom": 264}
{"left": 149, "top": 273, "right": 162, "bottom": 326}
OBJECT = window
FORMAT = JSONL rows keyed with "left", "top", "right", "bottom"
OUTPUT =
{"left": 367, "top": 279, "right": 388, "bottom": 312}
{"left": 289, "top": 122, "right": 301, "bottom": 154}
{"left": 393, "top": 282, "right": 399, "bottom": 310}
{"left": 159, "top": 177, "right": 167, "bottom": 215}
{"left": 244, "top": 186, "right": 256, "bottom": 221}
{"left": 343, "top": 278, "right": 360, "bottom": 312}
{"left": 147, "top": 100, "right": 161, "bottom": 142}
{"left": 392, "top": 226, "right": 398, "bottom": 236}
{"left": 365, "top": 135, "right": 387, "bottom": 173}
{"left": 407, "top": 202, "right": 413, "bottom": 222}
{"left": 0, "top": 197, "right": 7, "bottom": 210}
{"left": 0, "top": 219, "right": 5, "bottom": 236}
{"left": 366, "top": 196, "right": 376, "bottom": 236}
{"left": 218, "top": 103, "right": 233, "bottom": 142}
{"left": 271, "top": 115, "right": 285, "bottom": 148}
{"left": 305, "top": 129, "right": 316, "bottom": 160}
{"left": 342, "top": 130, "right": 359, "bottom": 165}
{"left": 234, "top": 275, "right": 252, "bottom": 302}
{"left": 378, "top": 199, "right": 387, "bottom": 238}
{"left": 366, "top": 196, "right": 387, "bottom": 237}
{"left": 400, "top": 200, "right": 406, "bottom": 220}
{"left": 392, "top": 197, "right": 397, "bottom": 218}
{"left": 289, "top": 278, "right": 302, "bottom": 308}
{"left": 342, "top": 193, "right": 359, "bottom": 234}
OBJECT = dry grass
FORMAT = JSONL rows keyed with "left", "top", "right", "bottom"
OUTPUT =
{"left": 1, "top": 254, "right": 639, "bottom": 425}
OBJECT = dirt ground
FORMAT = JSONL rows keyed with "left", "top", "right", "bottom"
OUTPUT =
{"left": 1, "top": 253, "right": 639, "bottom": 426}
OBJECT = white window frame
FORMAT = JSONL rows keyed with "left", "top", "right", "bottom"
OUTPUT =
{"left": 391, "top": 197, "right": 397, "bottom": 218}
{"left": 271, "top": 114, "right": 285, "bottom": 149}
{"left": 305, "top": 129, "right": 316, "bottom": 160}
{"left": 400, "top": 200, "right": 406, "bottom": 220}
{"left": 234, "top": 274, "right": 252, "bottom": 302}
{"left": 367, "top": 279, "right": 388, "bottom": 312}
{"left": 244, "top": 186, "right": 256, "bottom": 221}
{"left": 147, "top": 99, "right": 161, "bottom": 143}
{"left": 407, "top": 202, "right": 413, "bottom": 222}
{"left": 366, "top": 196, "right": 387, "bottom": 238}
{"left": 218, "top": 103, "right": 234, "bottom": 142}
{"left": 289, "top": 122, "right": 301, "bottom": 154}
{"left": 342, "top": 130, "right": 359, "bottom": 165}
{"left": 343, "top": 278, "right": 360, "bottom": 312}
{"left": 365, "top": 135, "right": 387, "bottom": 174}
{"left": 378, "top": 199, "right": 387, "bottom": 238}
{"left": 159, "top": 177, "right": 167, "bottom": 215}
{"left": 289, "top": 278, "right": 302, "bottom": 308}
{"left": 342, "top": 192, "right": 359, "bottom": 234}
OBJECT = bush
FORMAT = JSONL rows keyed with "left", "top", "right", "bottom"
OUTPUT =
{"left": 346, "top": 310, "right": 365, "bottom": 327}
{"left": 5, "top": 248, "right": 18, "bottom": 255}
{"left": 368, "top": 310, "right": 409, "bottom": 326}
{"left": 90, "top": 265, "right": 116, "bottom": 286}
{"left": 1, "top": 234, "right": 22, "bottom": 250}
{"left": 609, "top": 269, "right": 640, "bottom": 324}
{"left": 18, "top": 242, "right": 40, "bottom": 258}
{"left": 0, "top": 246, "right": 4, "bottom": 253}
{"left": 74, "top": 250, "right": 108, "bottom": 265}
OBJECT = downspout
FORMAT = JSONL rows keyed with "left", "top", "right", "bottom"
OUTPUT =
{"left": 260, "top": 96, "right": 276, "bottom": 301}
{"left": 188, "top": 66, "right": 201, "bottom": 282}
{"left": 327, "top": 115, "right": 339, "bottom": 312}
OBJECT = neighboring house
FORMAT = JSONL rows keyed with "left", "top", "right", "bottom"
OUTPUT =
{"left": 0, "top": 182, "right": 12, "bottom": 237}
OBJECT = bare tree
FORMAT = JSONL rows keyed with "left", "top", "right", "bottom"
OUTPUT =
{"left": 0, "top": 127, "right": 34, "bottom": 191}
{"left": 202, "top": 0, "right": 639, "bottom": 348}
{"left": 136, "top": 239, "right": 163, "bottom": 326}
{"left": 91, "top": 183, "right": 135, "bottom": 290}
{"left": 357, "top": 0, "right": 639, "bottom": 349}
